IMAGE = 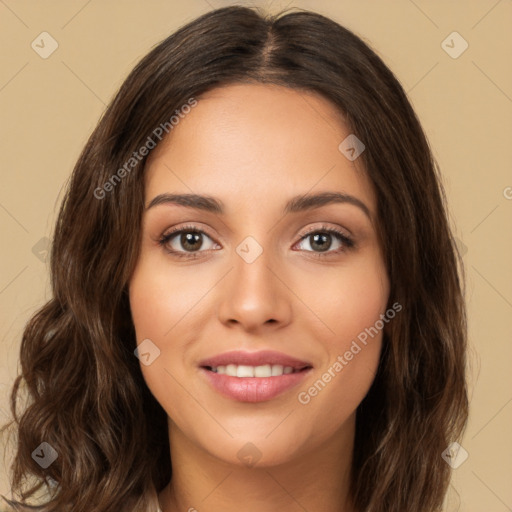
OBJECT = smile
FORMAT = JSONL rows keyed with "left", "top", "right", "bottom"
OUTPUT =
{"left": 206, "top": 363, "right": 307, "bottom": 377}
{"left": 200, "top": 365, "right": 312, "bottom": 403}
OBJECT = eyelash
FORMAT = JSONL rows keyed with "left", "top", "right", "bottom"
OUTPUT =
{"left": 157, "top": 223, "right": 355, "bottom": 260}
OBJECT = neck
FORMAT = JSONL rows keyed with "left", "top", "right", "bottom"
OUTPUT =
{"left": 159, "top": 417, "right": 357, "bottom": 512}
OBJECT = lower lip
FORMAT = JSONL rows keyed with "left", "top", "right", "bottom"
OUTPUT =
{"left": 200, "top": 367, "right": 312, "bottom": 403}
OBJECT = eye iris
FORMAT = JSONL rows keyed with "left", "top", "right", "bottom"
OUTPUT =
{"left": 181, "top": 232, "right": 202, "bottom": 251}
{"left": 310, "top": 233, "right": 331, "bottom": 252}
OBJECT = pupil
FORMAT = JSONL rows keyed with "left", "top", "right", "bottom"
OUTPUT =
{"left": 311, "top": 233, "right": 331, "bottom": 252}
{"left": 181, "top": 232, "right": 202, "bottom": 251}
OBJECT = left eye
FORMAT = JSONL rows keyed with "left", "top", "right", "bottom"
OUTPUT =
{"left": 294, "top": 229, "right": 354, "bottom": 254}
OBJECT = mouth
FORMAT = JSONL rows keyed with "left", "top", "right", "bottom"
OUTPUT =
{"left": 198, "top": 350, "right": 313, "bottom": 402}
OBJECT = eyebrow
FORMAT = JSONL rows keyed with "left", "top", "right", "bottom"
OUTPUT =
{"left": 146, "top": 191, "right": 371, "bottom": 220}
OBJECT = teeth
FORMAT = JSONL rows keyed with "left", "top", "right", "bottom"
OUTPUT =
{"left": 255, "top": 364, "right": 272, "bottom": 377}
{"left": 210, "top": 364, "right": 298, "bottom": 377}
{"left": 237, "top": 365, "right": 255, "bottom": 377}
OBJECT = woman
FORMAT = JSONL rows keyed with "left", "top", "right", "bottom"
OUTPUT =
{"left": 1, "top": 5, "right": 468, "bottom": 512}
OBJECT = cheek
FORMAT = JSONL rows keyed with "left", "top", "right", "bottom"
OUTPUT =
{"left": 128, "top": 258, "right": 216, "bottom": 406}
{"left": 129, "top": 257, "right": 212, "bottom": 340}
{"left": 293, "top": 250, "right": 389, "bottom": 344}
{"left": 292, "top": 254, "right": 388, "bottom": 425}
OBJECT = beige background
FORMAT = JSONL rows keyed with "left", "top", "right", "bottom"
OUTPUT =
{"left": 1, "top": 0, "right": 511, "bottom": 510}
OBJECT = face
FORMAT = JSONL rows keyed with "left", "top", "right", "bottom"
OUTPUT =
{"left": 129, "top": 83, "right": 390, "bottom": 468}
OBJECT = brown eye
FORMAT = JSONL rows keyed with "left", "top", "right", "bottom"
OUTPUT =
{"left": 176, "top": 231, "right": 204, "bottom": 252}
{"left": 158, "top": 225, "right": 219, "bottom": 258}
{"left": 295, "top": 228, "right": 354, "bottom": 254}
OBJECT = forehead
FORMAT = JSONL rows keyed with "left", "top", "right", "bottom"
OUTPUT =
{"left": 144, "top": 83, "right": 376, "bottom": 218}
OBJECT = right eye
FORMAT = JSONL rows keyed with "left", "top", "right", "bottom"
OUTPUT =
{"left": 158, "top": 224, "right": 220, "bottom": 259}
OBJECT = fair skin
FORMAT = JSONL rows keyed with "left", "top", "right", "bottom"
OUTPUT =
{"left": 129, "top": 83, "right": 389, "bottom": 512}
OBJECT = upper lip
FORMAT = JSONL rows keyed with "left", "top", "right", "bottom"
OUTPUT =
{"left": 199, "top": 350, "right": 313, "bottom": 370}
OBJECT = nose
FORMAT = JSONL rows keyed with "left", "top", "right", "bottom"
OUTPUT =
{"left": 216, "top": 240, "right": 292, "bottom": 333}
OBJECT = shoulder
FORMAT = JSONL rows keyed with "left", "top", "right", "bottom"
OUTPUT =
{"left": 0, "top": 495, "right": 32, "bottom": 512}
{"left": 1, "top": 493, "right": 162, "bottom": 511}
{"left": 0, "top": 499, "right": 13, "bottom": 511}
{"left": 0, "top": 496, "right": 15, "bottom": 511}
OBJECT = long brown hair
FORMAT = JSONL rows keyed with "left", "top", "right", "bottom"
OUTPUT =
{"left": 1, "top": 6, "right": 468, "bottom": 511}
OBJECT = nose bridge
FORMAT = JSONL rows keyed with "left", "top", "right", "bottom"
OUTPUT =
{"left": 217, "top": 233, "right": 290, "bottom": 329}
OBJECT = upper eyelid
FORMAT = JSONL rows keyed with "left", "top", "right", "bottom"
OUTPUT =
{"left": 161, "top": 223, "right": 350, "bottom": 238}
{"left": 161, "top": 224, "right": 215, "bottom": 241}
